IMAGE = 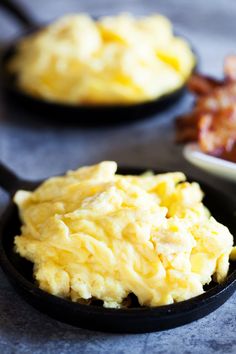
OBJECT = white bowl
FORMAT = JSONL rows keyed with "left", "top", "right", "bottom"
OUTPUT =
{"left": 184, "top": 143, "right": 236, "bottom": 182}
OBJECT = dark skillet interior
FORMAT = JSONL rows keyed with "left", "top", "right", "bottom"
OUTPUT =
{"left": 0, "top": 30, "right": 195, "bottom": 124}
{"left": 0, "top": 167, "right": 235, "bottom": 333}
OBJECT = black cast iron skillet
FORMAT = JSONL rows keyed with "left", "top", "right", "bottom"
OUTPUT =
{"left": 0, "top": 162, "right": 235, "bottom": 333}
{"left": 0, "top": 0, "right": 196, "bottom": 124}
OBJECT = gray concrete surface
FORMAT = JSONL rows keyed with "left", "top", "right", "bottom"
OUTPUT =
{"left": 0, "top": 0, "right": 235, "bottom": 353}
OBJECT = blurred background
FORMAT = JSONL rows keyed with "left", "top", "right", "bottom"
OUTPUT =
{"left": 0, "top": 0, "right": 235, "bottom": 193}
{"left": 1, "top": 0, "right": 236, "bottom": 75}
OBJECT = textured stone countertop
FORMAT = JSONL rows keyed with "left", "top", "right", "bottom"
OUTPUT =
{"left": 0, "top": 1, "right": 236, "bottom": 353}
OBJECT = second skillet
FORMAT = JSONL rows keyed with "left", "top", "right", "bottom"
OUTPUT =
{"left": 0, "top": 161, "right": 235, "bottom": 333}
{"left": 0, "top": 0, "right": 196, "bottom": 124}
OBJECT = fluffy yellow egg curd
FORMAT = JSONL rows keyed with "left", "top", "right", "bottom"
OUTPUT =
{"left": 8, "top": 13, "right": 195, "bottom": 105}
{"left": 14, "top": 162, "right": 235, "bottom": 308}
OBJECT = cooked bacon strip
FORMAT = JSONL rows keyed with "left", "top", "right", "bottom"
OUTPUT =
{"left": 224, "top": 55, "right": 236, "bottom": 82}
{"left": 176, "top": 55, "right": 236, "bottom": 162}
{"left": 220, "top": 142, "right": 236, "bottom": 162}
{"left": 176, "top": 112, "right": 199, "bottom": 142}
{"left": 188, "top": 73, "right": 222, "bottom": 96}
{"left": 199, "top": 106, "right": 236, "bottom": 154}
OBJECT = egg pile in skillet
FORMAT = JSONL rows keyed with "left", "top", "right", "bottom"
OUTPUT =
{"left": 14, "top": 162, "right": 235, "bottom": 308}
{"left": 8, "top": 13, "right": 195, "bottom": 105}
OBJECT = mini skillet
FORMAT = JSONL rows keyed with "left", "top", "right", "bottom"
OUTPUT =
{"left": 0, "top": 0, "right": 196, "bottom": 123}
{"left": 0, "top": 161, "right": 235, "bottom": 333}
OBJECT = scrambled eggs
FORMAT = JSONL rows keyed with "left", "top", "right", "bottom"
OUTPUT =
{"left": 9, "top": 13, "right": 195, "bottom": 105}
{"left": 14, "top": 162, "right": 235, "bottom": 308}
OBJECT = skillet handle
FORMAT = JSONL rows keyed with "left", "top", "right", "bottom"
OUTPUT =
{"left": 0, "top": 0, "right": 35, "bottom": 29}
{"left": 0, "top": 161, "right": 23, "bottom": 196}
